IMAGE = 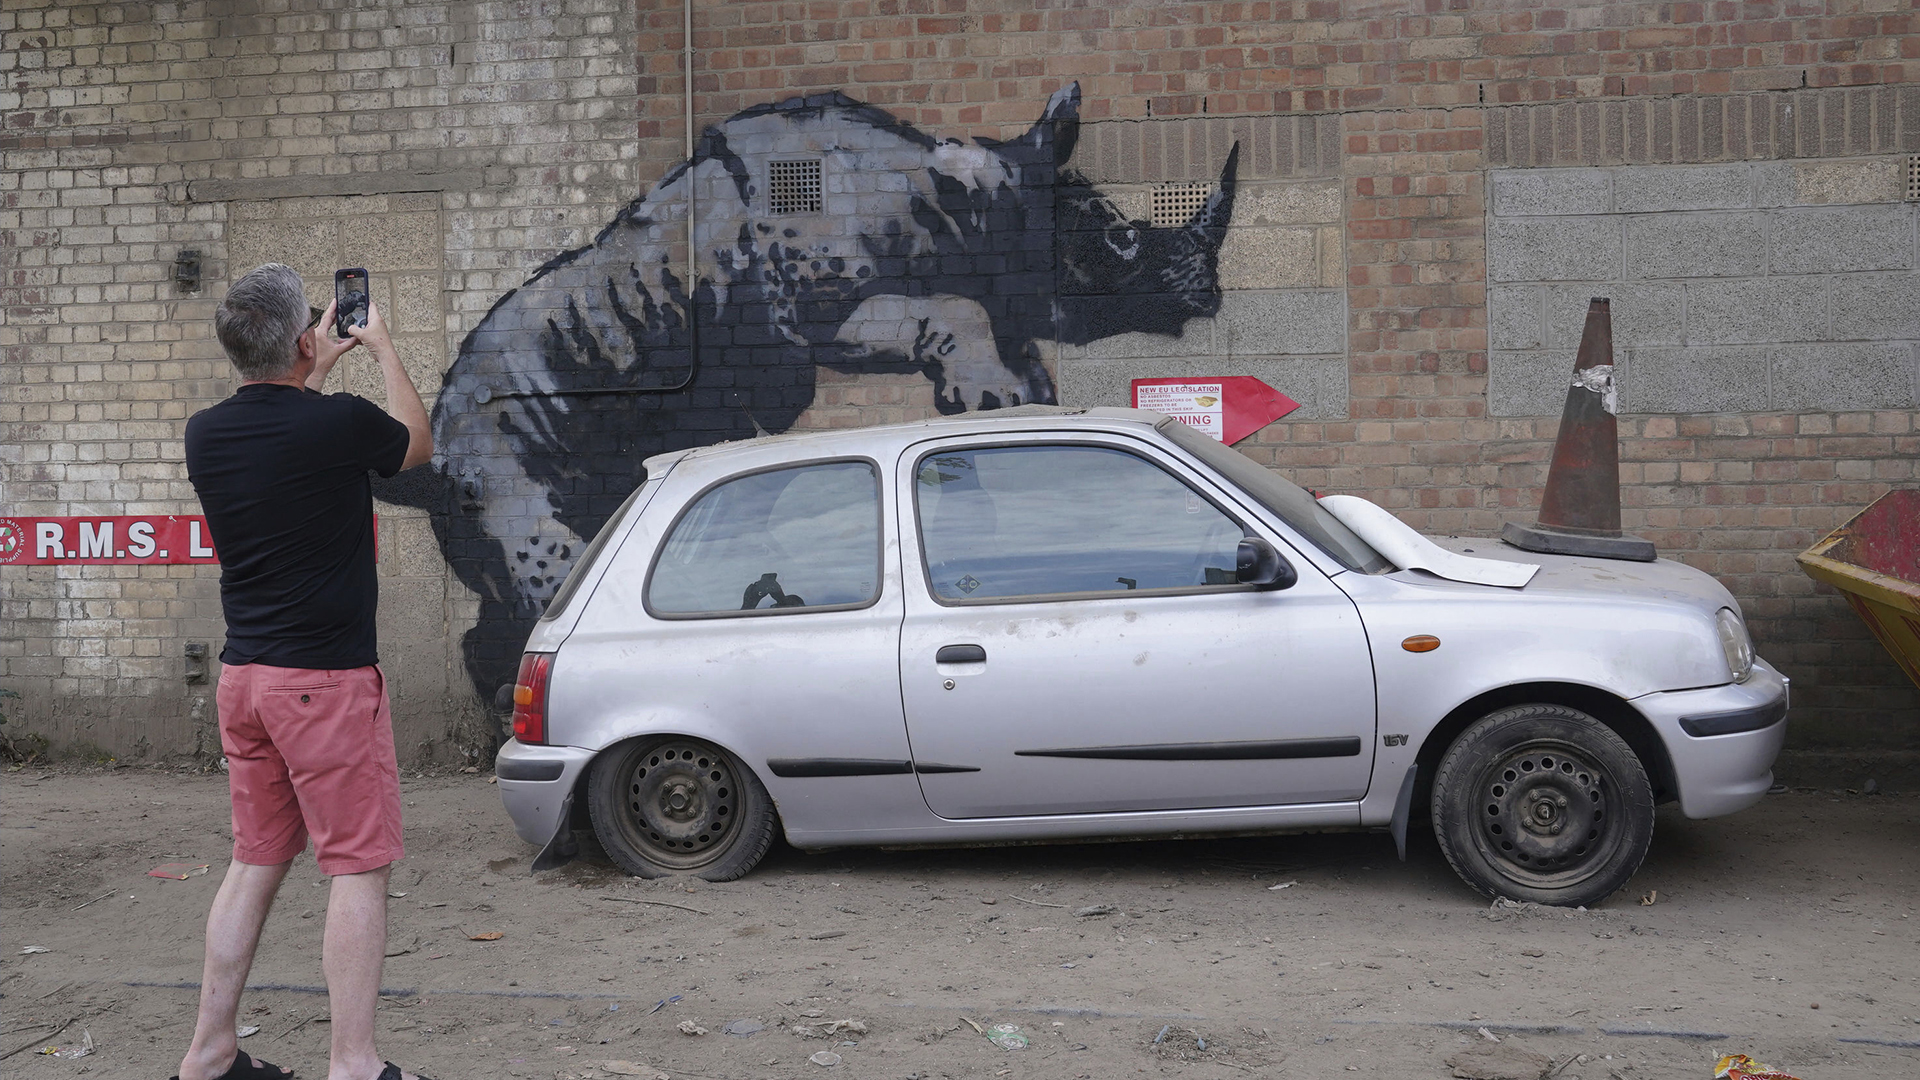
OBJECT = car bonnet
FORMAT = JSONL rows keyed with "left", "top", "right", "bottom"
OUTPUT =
{"left": 1423, "top": 535, "right": 1740, "bottom": 619}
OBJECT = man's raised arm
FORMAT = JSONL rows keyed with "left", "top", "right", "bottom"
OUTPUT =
{"left": 350, "top": 301, "right": 433, "bottom": 470}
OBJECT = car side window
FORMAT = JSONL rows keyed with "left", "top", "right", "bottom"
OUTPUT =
{"left": 915, "top": 445, "right": 1244, "bottom": 602}
{"left": 648, "top": 461, "right": 882, "bottom": 616}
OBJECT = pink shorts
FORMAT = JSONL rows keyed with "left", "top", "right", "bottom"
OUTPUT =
{"left": 217, "top": 663, "right": 404, "bottom": 876}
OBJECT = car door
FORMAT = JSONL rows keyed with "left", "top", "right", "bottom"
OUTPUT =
{"left": 896, "top": 432, "right": 1377, "bottom": 819}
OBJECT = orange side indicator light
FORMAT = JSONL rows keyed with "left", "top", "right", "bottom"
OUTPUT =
{"left": 1402, "top": 635, "right": 1441, "bottom": 653}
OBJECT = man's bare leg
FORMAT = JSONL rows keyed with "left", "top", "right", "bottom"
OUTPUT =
{"left": 322, "top": 866, "right": 414, "bottom": 1080}
{"left": 179, "top": 859, "right": 293, "bottom": 1080}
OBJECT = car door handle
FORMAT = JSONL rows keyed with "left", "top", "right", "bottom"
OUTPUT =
{"left": 936, "top": 644, "right": 987, "bottom": 664}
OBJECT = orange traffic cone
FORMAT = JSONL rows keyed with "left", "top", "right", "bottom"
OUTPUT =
{"left": 1501, "top": 297, "right": 1656, "bottom": 562}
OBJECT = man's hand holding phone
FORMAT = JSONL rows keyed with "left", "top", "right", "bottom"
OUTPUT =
{"left": 305, "top": 274, "right": 400, "bottom": 393}
{"left": 309, "top": 296, "right": 399, "bottom": 378}
{"left": 305, "top": 293, "right": 389, "bottom": 369}
{"left": 304, "top": 297, "right": 357, "bottom": 390}
{"left": 342, "top": 296, "right": 396, "bottom": 356}
{"left": 304, "top": 267, "right": 432, "bottom": 469}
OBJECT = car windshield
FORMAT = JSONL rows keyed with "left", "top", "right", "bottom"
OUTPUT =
{"left": 1156, "top": 417, "right": 1390, "bottom": 573}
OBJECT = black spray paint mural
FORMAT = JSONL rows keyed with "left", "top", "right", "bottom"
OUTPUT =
{"left": 377, "top": 82, "right": 1240, "bottom": 703}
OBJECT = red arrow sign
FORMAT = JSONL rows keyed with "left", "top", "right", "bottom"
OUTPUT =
{"left": 1130, "top": 376, "right": 1301, "bottom": 445}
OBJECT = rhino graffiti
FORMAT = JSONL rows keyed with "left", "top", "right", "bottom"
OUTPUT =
{"left": 377, "top": 82, "right": 1240, "bottom": 706}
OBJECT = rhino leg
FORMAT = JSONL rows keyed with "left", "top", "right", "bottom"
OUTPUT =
{"left": 831, "top": 293, "right": 1054, "bottom": 412}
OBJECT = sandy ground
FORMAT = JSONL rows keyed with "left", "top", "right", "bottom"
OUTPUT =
{"left": 3, "top": 767, "right": 1917, "bottom": 1080}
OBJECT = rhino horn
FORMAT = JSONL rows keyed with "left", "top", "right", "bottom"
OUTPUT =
{"left": 1184, "top": 142, "right": 1239, "bottom": 241}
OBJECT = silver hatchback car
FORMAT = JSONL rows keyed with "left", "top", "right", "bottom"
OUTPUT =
{"left": 496, "top": 407, "right": 1786, "bottom": 907}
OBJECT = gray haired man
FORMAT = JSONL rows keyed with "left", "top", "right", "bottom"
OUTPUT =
{"left": 178, "top": 263, "right": 433, "bottom": 1080}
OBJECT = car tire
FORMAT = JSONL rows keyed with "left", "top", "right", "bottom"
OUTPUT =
{"left": 587, "top": 736, "right": 777, "bottom": 882}
{"left": 1431, "top": 704, "right": 1654, "bottom": 908}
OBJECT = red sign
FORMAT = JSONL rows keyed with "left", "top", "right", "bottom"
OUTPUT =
{"left": 1130, "top": 376, "right": 1301, "bottom": 445}
{"left": 0, "top": 515, "right": 220, "bottom": 566}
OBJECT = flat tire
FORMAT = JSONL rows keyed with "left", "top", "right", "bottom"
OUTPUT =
{"left": 587, "top": 736, "right": 776, "bottom": 881}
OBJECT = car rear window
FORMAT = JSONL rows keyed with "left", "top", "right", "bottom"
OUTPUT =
{"left": 646, "top": 460, "right": 882, "bottom": 617}
{"left": 1156, "top": 418, "right": 1390, "bottom": 573}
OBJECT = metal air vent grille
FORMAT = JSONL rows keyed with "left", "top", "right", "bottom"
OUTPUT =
{"left": 769, "top": 159, "right": 823, "bottom": 215}
{"left": 1151, "top": 181, "right": 1215, "bottom": 227}
{"left": 1907, "top": 154, "right": 1920, "bottom": 202}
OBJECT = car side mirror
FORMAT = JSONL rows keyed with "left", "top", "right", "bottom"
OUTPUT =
{"left": 1237, "top": 536, "right": 1297, "bottom": 590}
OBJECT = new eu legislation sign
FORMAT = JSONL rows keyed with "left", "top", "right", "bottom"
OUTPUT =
{"left": 1130, "top": 376, "right": 1301, "bottom": 444}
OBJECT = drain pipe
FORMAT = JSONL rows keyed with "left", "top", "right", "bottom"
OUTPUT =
{"left": 684, "top": 0, "right": 694, "bottom": 292}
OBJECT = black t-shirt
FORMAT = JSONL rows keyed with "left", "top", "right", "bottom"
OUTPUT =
{"left": 185, "top": 384, "right": 411, "bottom": 670}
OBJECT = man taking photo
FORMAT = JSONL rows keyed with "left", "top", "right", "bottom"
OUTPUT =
{"left": 177, "top": 262, "right": 432, "bottom": 1080}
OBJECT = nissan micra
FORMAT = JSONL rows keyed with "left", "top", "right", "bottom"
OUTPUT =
{"left": 495, "top": 407, "right": 1787, "bottom": 907}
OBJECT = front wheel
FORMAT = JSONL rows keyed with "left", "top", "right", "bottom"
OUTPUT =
{"left": 1431, "top": 704, "right": 1654, "bottom": 907}
{"left": 587, "top": 737, "right": 777, "bottom": 881}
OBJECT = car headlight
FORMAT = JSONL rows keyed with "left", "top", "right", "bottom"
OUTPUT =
{"left": 1715, "top": 607, "right": 1754, "bottom": 684}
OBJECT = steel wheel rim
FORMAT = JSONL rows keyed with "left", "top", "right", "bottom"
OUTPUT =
{"left": 1468, "top": 738, "right": 1623, "bottom": 891}
{"left": 614, "top": 740, "right": 738, "bottom": 870}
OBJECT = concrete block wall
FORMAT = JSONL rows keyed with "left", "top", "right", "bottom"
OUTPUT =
{"left": 0, "top": 0, "right": 640, "bottom": 761}
{"left": 1487, "top": 159, "right": 1920, "bottom": 417}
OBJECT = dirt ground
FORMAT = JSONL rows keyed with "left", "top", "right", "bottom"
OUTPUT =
{"left": 3, "top": 767, "right": 1917, "bottom": 1080}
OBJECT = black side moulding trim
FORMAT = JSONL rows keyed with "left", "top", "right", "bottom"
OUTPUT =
{"left": 1679, "top": 696, "right": 1788, "bottom": 738}
{"left": 912, "top": 762, "right": 982, "bottom": 774}
{"left": 496, "top": 758, "right": 566, "bottom": 782}
{"left": 1014, "top": 737, "right": 1363, "bottom": 761}
{"left": 767, "top": 758, "right": 913, "bottom": 778}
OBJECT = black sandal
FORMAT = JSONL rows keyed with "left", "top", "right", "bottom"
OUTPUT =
{"left": 374, "top": 1064, "right": 435, "bottom": 1080}
{"left": 171, "top": 1050, "right": 295, "bottom": 1080}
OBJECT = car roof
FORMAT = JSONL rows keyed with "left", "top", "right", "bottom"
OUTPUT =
{"left": 640, "top": 406, "right": 1169, "bottom": 474}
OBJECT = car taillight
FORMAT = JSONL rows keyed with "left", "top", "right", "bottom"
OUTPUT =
{"left": 511, "top": 652, "right": 552, "bottom": 745}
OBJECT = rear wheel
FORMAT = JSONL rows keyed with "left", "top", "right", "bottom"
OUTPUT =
{"left": 587, "top": 737, "right": 776, "bottom": 881}
{"left": 1431, "top": 704, "right": 1654, "bottom": 907}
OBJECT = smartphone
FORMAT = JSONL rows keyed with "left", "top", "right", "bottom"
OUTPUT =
{"left": 334, "top": 268, "right": 370, "bottom": 337}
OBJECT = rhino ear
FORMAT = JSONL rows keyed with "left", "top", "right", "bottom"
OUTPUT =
{"left": 1014, "top": 82, "right": 1080, "bottom": 165}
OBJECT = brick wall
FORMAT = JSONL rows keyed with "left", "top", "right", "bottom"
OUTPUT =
{"left": 1, "top": 0, "right": 640, "bottom": 760}
{"left": 4, "top": 0, "right": 1917, "bottom": 759}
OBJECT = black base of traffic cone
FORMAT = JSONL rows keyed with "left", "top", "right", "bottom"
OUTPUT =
{"left": 1501, "top": 521, "right": 1656, "bottom": 562}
